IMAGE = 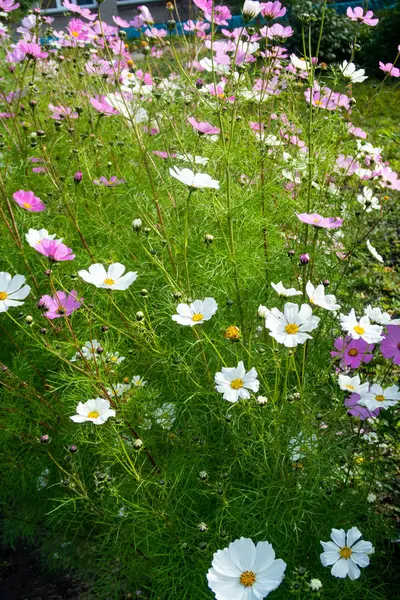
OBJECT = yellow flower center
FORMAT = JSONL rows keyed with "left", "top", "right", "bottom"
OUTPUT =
{"left": 348, "top": 348, "right": 358, "bottom": 357}
{"left": 88, "top": 411, "right": 100, "bottom": 419}
{"left": 134, "top": 380, "right": 143, "bottom": 386}
{"left": 340, "top": 546, "right": 352, "bottom": 559}
{"left": 103, "top": 278, "right": 116, "bottom": 286}
{"left": 218, "top": 92, "right": 225, "bottom": 99}
{"left": 23, "top": 202, "right": 31, "bottom": 208}
{"left": 285, "top": 323, "right": 299, "bottom": 335}
{"left": 192, "top": 313, "right": 204, "bottom": 322}
{"left": 314, "top": 100, "right": 324, "bottom": 106}
{"left": 346, "top": 384, "right": 354, "bottom": 391}
{"left": 239, "top": 571, "right": 256, "bottom": 587}
{"left": 0, "top": 292, "right": 8, "bottom": 300}
{"left": 71, "top": 31, "right": 79, "bottom": 37}
{"left": 111, "top": 356, "right": 118, "bottom": 362}
{"left": 225, "top": 325, "right": 241, "bottom": 340}
{"left": 353, "top": 325, "right": 365, "bottom": 335}
{"left": 231, "top": 378, "right": 244, "bottom": 390}
{"left": 375, "top": 394, "right": 385, "bottom": 402}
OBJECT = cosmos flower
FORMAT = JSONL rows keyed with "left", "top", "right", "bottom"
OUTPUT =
{"left": 242, "top": 0, "right": 263, "bottom": 21}
{"left": 169, "top": 167, "right": 219, "bottom": 189}
{"left": 215, "top": 361, "right": 259, "bottom": 402}
{"left": 366, "top": 240, "right": 383, "bottom": 263}
{"left": 39, "top": 290, "right": 82, "bottom": 319}
{"left": 25, "top": 229, "right": 59, "bottom": 248}
{"left": 364, "top": 305, "right": 399, "bottom": 325}
{"left": 261, "top": 1, "right": 286, "bottom": 19}
{"left": 306, "top": 281, "right": 340, "bottom": 311}
{"left": 320, "top": 527, "right": 374, "bottom": 579}
{"left": 172, "top": 298, "right": 218, "bottom": 326}
{"left": 93, "top": 176, "right": 126, "bottom": 186}
{"left": 358, "top": 383, "right": 400, "bottom": 411}
{"left": 345, "top": 393, "right": 381, "bottom": 420}
{"left": 271, "top": 281, "right": 302, "bottom": 297}
{"left": 70, "top": 340, "right": 103, "bottom": 362}
{"left": 207, "top": 537, "right": 286, "bottom": 600}
{"left": 357, "top": 187, "right": 380, "bottom": 212}
{"left": 331, "top": 337, "right": 374, "bottom": 369}
{"left": 339, "top": 309, "right": 383, "bottom": 344}
{"left": 0, "top": 0, "right": 20, "bottom": 12}
{"left": 289, "top": 432, "right": 317, "bottom": 462}
{"left": 297, "top": 213, "right": 343, "bottom": 229}
{"left": 78, "top": 263, "right": 137, "bottom": 290}
{"left": 105, "top": 352, "right": 125, "bottom": 365}
{"left": 380, "top": 325, "right": 400, "bottom": 365}
{"left": 33, "top": 239, "right": 75, "bottom": 262}
{"left": 70, "top": 398, "right": 115, "bottom": 425}
{"left": 339, "top": 61, "right": 368, "bottom": 83}
{"left": 0, "top": 272, "right": 31, "bottom": 313}
{"left": 188, "top": 117, "right": 220, "bottom": 135}
{"left": 264, "top": 303, "right": 320, "bottom": 347}
{"left": 13, "top": 190, "right": 45, "bottom": 212}
{"left": 338, "top": 374, "right": 368, "bottom": 395}
{"left": 346, "top": 6, "right": 378, "bottom": 26}
{"left": 132, "top": 375, "right": 147, "bottom": 387}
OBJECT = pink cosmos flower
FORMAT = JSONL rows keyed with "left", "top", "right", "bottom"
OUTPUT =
{"left": 39, "top": 290, "right": 82, "bottom": 320}
{"left": 183, "top": 19, "right": 210, "bottom": 39}
{"left": 347, "top": 123, "right": 367, "bottom": 139}
{"left": 138, "top": 5, "right": 154, "bottom": 24}
{"left": 346, "top": 6, "right": 378, "bottom": 26}
{"left": 335, "top": 154, "right": 360, "bottom": 175}
{"left": 261, "top": 23, "right": 293, "bottom": 39}
{"left": 89, "top": 96, "right": 119, "bottom": 116}
{"left": 17, "top": 42, "right": 48, "bottom": 60}
{"left": 49, "top": 104, "right": 79, "bottom": 120}
{"left": 305, "top": 86, "right": 350, "bottom": 111}
{"left": 13, "top": 190, "right": 45, "bottom": 212}
{"left": 144, "top": 27, "right": 167, "bottom": 38}
{"left": 153, "top": 151, "right": 177, "bottom": 159}
{"left": 380, "top": 325, "right": 400, "bottom": 365}
{"left": 345, "top": 393, "right": 381, "bottom": 420}
{"left": 261, "top": 1, "right": 286, "bottom": 19}
{"left": 93, "top": 176, "right": 126, "bottom": 186}
{"left": 68, "top": 18, "right": 93, "bottom": 41}
{"left": 379, "top": 62, "right": 400, "bottom": 77}
{"left": 297, "top": 213, "right": 343, "bottom": 229}
{"left": 0, "top": 0, "right": 20, "bottom": 12}
{"left": 113, "top": 16, "right": 130, "bottom": 28}
{"left": 188, "top": 116, "right": 220, "bottom": 135}
{"left": 34, "top": 239, "right": 75, "bottom": 262}
{"left": 331, "top": 337, "right": 374, "bottom": 369}
{"left": 63, "top": 0, "right": 96, "bottom": 21}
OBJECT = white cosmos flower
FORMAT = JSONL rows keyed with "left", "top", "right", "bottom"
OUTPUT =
{"left": 105, "top": 351, "right": 125, "bottom": 364}
{"left": 358, "top": 383, "right": 400, "bottom": 411}
{"left": 310, "top": 579, "right": 323, "bottom": 591}
{"left": 339, "top": 309, "right": 383, "bottom": 343}
{"left": 271, "top": 281, "right": 302, "bottom": 297}
{"left": 366, "top": 240, "right": 383, "bottom": 263}
{"left": 70, "top": 398, "right": 115, "bottom": 425}
{"left": 172, "top": 297, "right": 218, "bottom": 326}
{"left": 70, "top": 340, "right": 103, "bottom": 362}
{"left": 289, "top": 433, "right": 317, "bottom": 462}
{"left": 242, "top": 0, "right": 263, "bottom": 20}
{"left": 258, "top": 304, "right": 268, "bottom": 318}
{"left": 105, "top": 93, "right": 148, "bottom": 122}
{"left": 142, "top": 402, "right": 176, "bottom": 430}
{"left": 215, "top": 361, "right": 259, "bottom": 403}
{"left": 132, "top": 375, "right": 147, "bottom": 387}
{"left": 0, "top": 272, "right": 31, "bottom": 313}
{"left": 207, "top": 537, "right": 286, "bottom": 600}
{"left": 338, "top": 374, "right": 368, "bottom": 395}
{"left": 306, "top": 281, "right": 341, "bottom": 311}
{"left": 106, "top": 382, "right": 131, "bottom": 397}
{"left": 199, "top": 57, "right": 230, "bottom": 74}
{"left": 25, "top": 228, "right": 59, "bottom": 248}
{"left": 364, "top": 305, "right": 399, "bottom": 325}
{"left": 340, "top": 61, "right": 368, "bottom": 83}
{"left": 357, "top": 187, "right": 380, "bottom": 212}
{"left": 290, "top": 54, "right": 310, "bottom": 71}
{"left": 78, "top": 263, "right": 137, "bottom": 290}
{"left": 169, "top": 166, "right": 220, "bottom": 190}
{"left": 320, "top": 527, "right": 374, "bottom": 580}
{"left": 264, "top": 303, "right": 320, "bottom": 347}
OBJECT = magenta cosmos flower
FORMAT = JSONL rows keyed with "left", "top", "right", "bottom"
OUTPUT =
{"left": 34, "top": 239, "right": 75, "bottom": 262}
{"left": 93, "top": 176, "right": 125, "bottom": 186}
{"left": 39, "top": 290, "right": 82, "bottom": 319}
{"left": 0, "top": 0, "right": 20, "bottom": 12}
{"left": 188, "top": 117, "right": 220, "bottom": 135}
{"left": 380, "top": 325, "right": 400, "bottom": 365}
{"left": 346, "top": 6, "right": 378, "bottom": 26}
{"left": 331, "top": 337, "right": 374, "bottom": 369}
{"left": 297, "top": 213, "right": 343, "bottom": 229}
{"left": 13, "top": 190, "right": 45, "bottom": 212}
{"left": 345, "top": 393, "right": 381, "bottom": 420}
{"left": 379, "top": 62, "right": 400, "bottom": 78}
{"left": 261, "top": 1, "right": 286, "bottom": 19}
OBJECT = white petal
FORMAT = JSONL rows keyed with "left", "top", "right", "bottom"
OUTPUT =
{"left": 331, "top": 557, "right": 349, "bottom": 578}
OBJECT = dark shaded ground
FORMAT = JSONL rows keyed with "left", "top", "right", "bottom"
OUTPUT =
{"left": 0, "top": 543, "right": 89, "bottom": 600}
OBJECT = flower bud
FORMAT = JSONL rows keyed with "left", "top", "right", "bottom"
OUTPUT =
{"left": 204, "top": 233, "right": 214, "bottom": 244}
{"left": 133, "top": 438, "right": 143, "bottom": 449}
{"left": 167, "top": 19, "right": 176, "bottom": 30}
{"left": 74, "top": 171, "right": 83, "bottom": 183}
{"left": 299, "top": 253, "right": 310, "bottom": 265}
{"left": 40, "top": 434, "right": 50, "bottom": 444}
{"left": 25, "top": 315, "right": 33, "bottom": 324}
{"left": 256, "top": 395, "right": 268, "bottom": 405}
{"left": 136, "top": 311, "right": 144, "bottom": 321}
{"left": 69, "top": 444, "right": 78, "bottom": 453}
{"left": 287, "top": 249, "right": 295, "bottom": 258}
{"left": 132, "top": 218, "right": 142, "bottom": 231}
{"left": 199, "top": 470, "right": 208, "bottom": 480}
{"left": 195, "top": 78, "right": 204, "bottom": 89}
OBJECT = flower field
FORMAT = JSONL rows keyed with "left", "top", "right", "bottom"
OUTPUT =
{"left": 0, "top": 1, "right": 399, "bottom": 598}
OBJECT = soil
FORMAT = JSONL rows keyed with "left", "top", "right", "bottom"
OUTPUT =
{"left": 0, "top": 543, "right": 89, "bottom": 600}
